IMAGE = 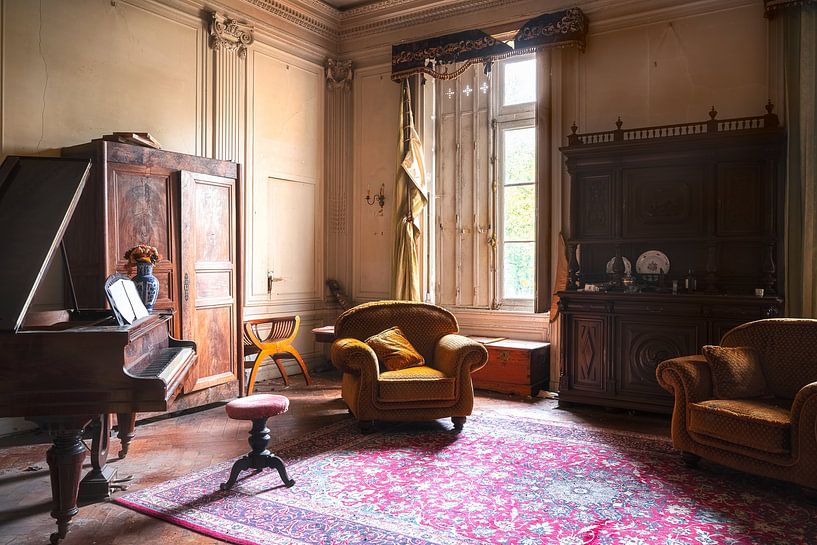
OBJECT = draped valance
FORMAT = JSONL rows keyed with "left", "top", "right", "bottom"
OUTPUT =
{"left": 391, "top": 7, "right": 588, "bottom": 81}
{"left": 765, "top": 0, "right": 817, "bottom": 15}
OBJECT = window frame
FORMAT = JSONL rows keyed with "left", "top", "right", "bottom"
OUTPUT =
{"left": 494, "top": 55, "right": 537, "bottom": 310}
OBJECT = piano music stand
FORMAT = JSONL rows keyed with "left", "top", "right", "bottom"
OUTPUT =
{"left": 104, "top": 273, "right": 131, "bottom": 326}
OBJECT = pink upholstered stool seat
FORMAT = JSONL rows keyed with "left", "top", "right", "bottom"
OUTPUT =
{"left": 225, "top": 394, "right": 289, "bottom": 420}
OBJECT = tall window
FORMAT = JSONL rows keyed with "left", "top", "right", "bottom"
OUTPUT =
{"left": 497, "top": 58, "right": 536, "bottom": 304}
{"left": 431, "top": 55, "right": 537, "bottom": 310}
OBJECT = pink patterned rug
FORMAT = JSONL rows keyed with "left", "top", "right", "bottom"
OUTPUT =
{"left": 114, "top": 414, "right": 815, "bottom": 545}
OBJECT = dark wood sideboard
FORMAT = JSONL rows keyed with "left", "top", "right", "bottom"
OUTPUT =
{"left": 557, "top": 105, "right": 786, "bottom": 413}
{"left": 61, "top": 140, "right": 244, "bottom": 410}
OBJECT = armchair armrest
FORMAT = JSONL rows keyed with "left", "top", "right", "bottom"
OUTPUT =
{"left": 791, "top": 381, "right": 817, "bottom": 429}
{"left": 656, "top": 355, "right": 713, "bottom": 404}
{"left": 330, "top": 338, "right": 379, "bottom": 378}
{"left": 432, "top": 334, "right": 488, "bottom": 377}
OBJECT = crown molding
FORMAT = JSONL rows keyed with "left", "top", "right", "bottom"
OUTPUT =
{"left": 581, "top": 0, "right": 759, "bottom": 35}
{"left": 241, "top": 0, "right": 340, "bottom": 40}
{"left": 226, "top": 0, "right": 758, "bottom": 58}
{"left": 340, "top": 0, "right": 516, "bottom": 40}
{"left": 339, "top": 0, "right": 758, "bottom": 41}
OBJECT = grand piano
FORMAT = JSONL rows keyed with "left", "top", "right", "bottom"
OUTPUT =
{"left": 0, "top": 156, "right": 198, "bottom": 543}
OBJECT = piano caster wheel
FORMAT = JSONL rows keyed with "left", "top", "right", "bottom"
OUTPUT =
{"left": 50, "top": 522, "right": 68, "bottom": 544}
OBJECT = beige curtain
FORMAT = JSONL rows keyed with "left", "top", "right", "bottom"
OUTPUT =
{"left": 783, "top": 6, "right": 817, "bottom": 317}
{"left": 392, "top": 80, "right": 428, "bottom": 301}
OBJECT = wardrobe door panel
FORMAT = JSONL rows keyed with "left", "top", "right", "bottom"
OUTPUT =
{"left": 180, "top": 170, "right": 238, "bottom": 393}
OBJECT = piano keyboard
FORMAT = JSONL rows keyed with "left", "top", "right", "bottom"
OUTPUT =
{"left": 133, "top": 347, "right": 194, "bottom": 381}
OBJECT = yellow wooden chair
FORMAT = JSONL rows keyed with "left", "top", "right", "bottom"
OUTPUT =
{"left": 243, "top": 316, "right": 313, "bottom": 395}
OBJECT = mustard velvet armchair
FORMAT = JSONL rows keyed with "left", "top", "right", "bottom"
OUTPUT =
{"left": 330, "top": 300, "right": 488, "bottom": 432}
{"left": 656, "top": 319, "right": 817, "bottom": 491}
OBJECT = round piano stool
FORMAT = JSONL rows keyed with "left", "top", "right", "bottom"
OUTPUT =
{"left": 221, "top": 394, "right": 295, "bottom": 491}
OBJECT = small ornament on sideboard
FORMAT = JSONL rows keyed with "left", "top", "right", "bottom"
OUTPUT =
{"left": 124, "top": 244, "right": 160, "bottom": 312}
{"left": 567, "top": 243, "right": 581, "bottom": 290}
{"left": 683, "top": 267, "right": 697, "bottom": 293}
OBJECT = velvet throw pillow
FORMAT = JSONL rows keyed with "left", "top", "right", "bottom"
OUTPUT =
{"left": 365, "top": 326, "right": 425, "bottom": 372}
{"left": 702, "top": 345, "right": 768, "bottom": 399}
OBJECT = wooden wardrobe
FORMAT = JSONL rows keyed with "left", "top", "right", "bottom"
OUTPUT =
{"left": 61, "top": 140, "right": 243, "bottom": 409}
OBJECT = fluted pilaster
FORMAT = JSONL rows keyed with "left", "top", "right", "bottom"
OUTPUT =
{"left": 208, "top": 12, "right": 253, "bottom": 162}
{"left": 324, "top": 59, "right": 354, "bottom": 298}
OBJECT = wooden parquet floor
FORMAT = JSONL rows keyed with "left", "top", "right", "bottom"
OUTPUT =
{"left": 0, "top": 372, "right": 670, "bottom": 545}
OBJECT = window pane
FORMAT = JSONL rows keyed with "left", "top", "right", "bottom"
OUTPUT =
{"left": 503, "top": 242, "right": 535, "bottom": 299}
{"left": 504, "top": 185, "right": 534, "bottom": 241}
{"left": 503, "top": 127, "right": 535, "bottom": 185}
{"left": 503, "top": 59, "right": 536, "bottom": 106}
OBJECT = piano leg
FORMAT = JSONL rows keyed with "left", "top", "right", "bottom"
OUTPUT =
{"left": 38, "top": 416, "right": 93, "bottom": 544}
{"left": 116, "top": 412, "right": 136, "bottom": 459}
{"left": 78, "top": 414, "right": 117, "bottom": 501}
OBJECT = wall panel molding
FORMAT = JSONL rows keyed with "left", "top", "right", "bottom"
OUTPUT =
{"left": 245, "top": 44, "right": 325, "bottom": 310}
{"left": 1, "top": 0, "right": 206, "bottom": 156}
{"left": 352, "top": 65, "right": 398, "bottom": 301}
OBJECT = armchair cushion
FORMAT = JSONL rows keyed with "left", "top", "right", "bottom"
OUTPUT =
{"left": 378, "top": 366, "right": 456, "bottom": 402}
{"left": 702, "top": 345, "right": 768, "bottom": 399}
{"left": 365, "top": 326, "right": 425, "bottom": 372}
{"left": 688, "top": 399, "right": 791, "bottom": 455}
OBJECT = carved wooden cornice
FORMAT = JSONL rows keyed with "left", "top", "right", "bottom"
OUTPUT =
{"left": 242, "top": 0, "right": 339, "bottom": 40}
{"left": 209, "top": 12, "right": 255, "bottom": 58}
{"left": 326, "top": 59, "right": 354, "bottom": 90}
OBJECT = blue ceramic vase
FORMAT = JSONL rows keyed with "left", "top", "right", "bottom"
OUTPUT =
{"left": 132, "top": 262, "right": 159, "bottom": 312}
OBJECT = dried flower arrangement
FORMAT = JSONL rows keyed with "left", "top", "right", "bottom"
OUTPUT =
{"left": 124, "top": 244, "right": 160, "bottom": 265}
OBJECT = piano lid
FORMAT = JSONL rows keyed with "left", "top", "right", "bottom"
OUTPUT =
{"left": 0, "top": 156, "right": 92, "bottom": 333}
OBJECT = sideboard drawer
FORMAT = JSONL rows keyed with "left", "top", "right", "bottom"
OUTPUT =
{"left": 614, "top": 301, "right": 701, "bottom": 316}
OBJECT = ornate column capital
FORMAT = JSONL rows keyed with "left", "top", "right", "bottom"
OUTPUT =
{"left": 325, "top": 59, "right": 353, "bottom": 91}
{"left": 208, "top": 12, "right": 254, "bottom": 60}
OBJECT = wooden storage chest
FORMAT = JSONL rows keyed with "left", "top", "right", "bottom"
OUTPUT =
{"left": 471, "top": 339, "right": 550, "bottom": 397}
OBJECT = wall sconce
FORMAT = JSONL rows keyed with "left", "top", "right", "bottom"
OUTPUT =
{"left": 364, "top": 183, "right": 386, "bottom": 212}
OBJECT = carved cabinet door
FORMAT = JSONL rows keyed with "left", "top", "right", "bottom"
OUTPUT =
{"left": 179, "top": 170, "right": 238, "bottom": 393}
{"left": 565, "top": 316, "right": 607, "bottom": 394}
{"left": 615, "top": 318, "right": 701, "bottom": 404}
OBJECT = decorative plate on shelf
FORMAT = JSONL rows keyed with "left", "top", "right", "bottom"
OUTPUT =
{"left": 605, "top": 256, "right": 632, "bottom": 275}
{"left": 636, "top": 250, "right": 670, "bottom": 275}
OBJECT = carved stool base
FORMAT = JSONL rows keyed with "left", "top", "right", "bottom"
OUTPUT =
{"left": 221, "top": 395, "right": 294, "bottom": 491}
